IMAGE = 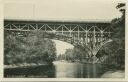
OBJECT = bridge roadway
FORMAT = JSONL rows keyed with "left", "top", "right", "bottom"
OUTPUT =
{"left": 4, "top": 20, "right": 113, "bottom": 63}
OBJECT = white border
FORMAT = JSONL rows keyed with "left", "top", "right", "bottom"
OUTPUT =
{"left": 0, "top": 0, "right": 3, "bottom": 81}
{"left": 0, "top": 0, "right": 128, "bottom": 81}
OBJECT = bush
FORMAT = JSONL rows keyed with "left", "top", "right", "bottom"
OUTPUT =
{"left": 4, "top": 30, "right": 56, "bottom": 65}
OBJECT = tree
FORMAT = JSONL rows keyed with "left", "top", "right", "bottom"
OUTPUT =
{"left": 62, "top": 44, "right": 89, "bottom": 62}
{"left": 4, "top": 30, "right": 57, "bottom": 65}
{"left": 25, "top": 31, "right": 57, "bottom": 64}
{"left": 96, "top": 3, "right": 125, "bottom": 69}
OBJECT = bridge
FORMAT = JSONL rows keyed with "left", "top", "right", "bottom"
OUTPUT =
{"left": 4, "top": 19, "right": 113, "bottom": 63}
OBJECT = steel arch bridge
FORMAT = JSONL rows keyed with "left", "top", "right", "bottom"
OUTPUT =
{"left": 4, "top": 20, "right": 113, "bottom": 63}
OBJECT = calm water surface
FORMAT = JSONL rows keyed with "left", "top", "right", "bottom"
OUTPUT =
{"left": 4, "top": 62, "right": 107, "bottom": 78}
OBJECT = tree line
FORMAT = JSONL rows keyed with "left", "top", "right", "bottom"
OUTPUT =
{"left": 97, "top": 3, "right": 125, "bottom": 70}
{"left": 4, "top": 30, "right": 56, "bottom": 65}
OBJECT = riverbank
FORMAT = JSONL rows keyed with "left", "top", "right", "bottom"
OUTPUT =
{"left": 101, "top": 70, "right": 125, "bottom": 78}
{"left": 4, "top": 62, "right": 51, "bottom": 69}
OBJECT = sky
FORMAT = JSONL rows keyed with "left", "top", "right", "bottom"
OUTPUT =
{"left": 4, "top": 0, "right": 125, "bottom": 21}
{"left": 3, "top": 0, "right": 125, "bottom": 55}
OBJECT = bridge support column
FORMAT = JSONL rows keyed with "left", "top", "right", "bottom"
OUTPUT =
{"left": 92, "top": 55, "right": 98, "bottom": 64}
{"left": 100, "top": 31, "right": 104, "bottom": 44}
{"left": 36, "top": 24, "right": 38, "bottom": 30}
{"left": 78, "top": 26, "right": 80, "bottom": 40}
{"left": 93, "top": 26, "right": 96, "bottom": 48}
{"left": 85, "top": 31, "right": 88, "bottom": 45}
{"left": 62, "top": 26, "right": 64, "bottom": 35}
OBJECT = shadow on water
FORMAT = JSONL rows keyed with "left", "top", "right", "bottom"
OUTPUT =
{"left": 4, "top": 64, "right": 56, "bottom": 78}
{"left": 4, "top": 63, "right": 109, "bottom": 78}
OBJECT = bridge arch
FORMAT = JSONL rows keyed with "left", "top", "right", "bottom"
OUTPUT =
{"left": 4, "top": 20, "right": 113, "bottom": 63}
{"left": 94, "top": 39, "right": 113, "bottom": 56}
{"left": 95, "top": 39, "right": 113, "bottom": 63}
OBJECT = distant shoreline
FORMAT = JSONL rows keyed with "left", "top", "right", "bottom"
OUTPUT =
{"left": 4, "top": 63, "right": 50, "bottom": 69}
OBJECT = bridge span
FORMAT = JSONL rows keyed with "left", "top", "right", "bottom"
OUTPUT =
{"left": 4, "top": 19, "right": 113, "bottom": 63}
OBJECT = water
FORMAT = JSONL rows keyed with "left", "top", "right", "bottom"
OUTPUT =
{"left": 54, "top": 62, "right": 105, "bottom": 78}
{"left": 4, "top": 62, "right": 107, "bottom": 78}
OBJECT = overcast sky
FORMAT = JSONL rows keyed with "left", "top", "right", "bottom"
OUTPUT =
{"left": 4, "top": 0, "right": 125, "bottom": 21}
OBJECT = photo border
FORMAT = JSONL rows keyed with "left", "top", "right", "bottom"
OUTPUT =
{"left": 0, "top": 0, "right": 128, "bottom": 81}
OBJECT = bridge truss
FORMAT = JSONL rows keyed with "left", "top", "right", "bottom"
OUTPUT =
{"left": 4, "top": 20, "right": 113, "bottom": 63}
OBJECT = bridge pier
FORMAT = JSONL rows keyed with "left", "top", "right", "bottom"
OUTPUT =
{"left": 92, "top": 55, "right": 98, "bottom": 64}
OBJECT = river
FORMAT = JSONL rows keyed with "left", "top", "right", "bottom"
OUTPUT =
{"left": 4, "top": 61, "right": 109, "bottom": 78}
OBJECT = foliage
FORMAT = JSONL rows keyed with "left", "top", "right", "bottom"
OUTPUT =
{"left": 4, "top": 30, "right": 56, "bottom": 65}
{"left": 96, "top": 3, "right": 125, "bottom": 69}
{"left": 57, "top": 44, "right": 89, "bottom": 62}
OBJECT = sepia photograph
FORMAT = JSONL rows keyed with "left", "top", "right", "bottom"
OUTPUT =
{"left": 2, "top": 0, "right": 126, "bottom": 80}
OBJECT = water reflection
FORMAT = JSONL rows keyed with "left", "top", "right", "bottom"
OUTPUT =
{"left": 54, "top": 62, "right": 103, "bottom": 78}
{"left": 4, "top": 62, "right": 105, "bottom": 78}
{"left": 4, "top": 64, "right": 56, "bottom": 78}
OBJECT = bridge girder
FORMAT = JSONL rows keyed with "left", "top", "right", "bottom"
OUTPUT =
{"left": 4, "top": 20, "right": 113, "bottom": 61}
